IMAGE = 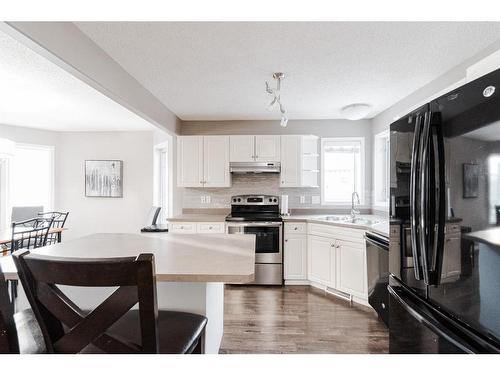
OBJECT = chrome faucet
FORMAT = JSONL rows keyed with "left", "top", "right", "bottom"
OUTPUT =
{"left": 351, "top": 191, "right": 360, "bottom": 220}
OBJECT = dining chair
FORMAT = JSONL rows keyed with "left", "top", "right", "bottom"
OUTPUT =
{"left": 0, "top": 261, "right": 46, "bottom": 354}
{"left": 11, "top": 206, "right": 44, "bottom": 223}
{"left": 37, "top": 212, "right": 69, "bottom": 245}
{"left": 12, "top": 250, "right": 208, "bottom": 354}
{"left": 10, "top": 218, "right": 53, "bottom": 253}
{"left": 9, "top": 218, "right": 53, "bottom": 302}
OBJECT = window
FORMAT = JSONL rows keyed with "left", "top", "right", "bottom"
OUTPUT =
{"left": 0, "top": 142, "right": 54, "bottom": 229}
{"left": 9, "top": 143, "right": 54, "bottom": 213}
{"left": 488, "top": 154, "right": 500, "bottom": 224}
{"left": 374, "top": 130, "right": 390, "bottom": 208}
{"left": 321, "top": 137, "right": 365, "bottom": 205}
{"left": 153, "top": 141, "right": 170, "bottom": 224}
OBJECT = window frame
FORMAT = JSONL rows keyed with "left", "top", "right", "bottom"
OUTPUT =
{"left": 321, "top": 137, "right": 365, "bottom": 206}
{"left": 373, "top": 130, "right": 390, "bottom": 210}
{"left": 153, "top": 140, "right": 172, "bottom": 223}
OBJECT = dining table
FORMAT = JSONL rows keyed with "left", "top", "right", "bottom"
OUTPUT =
{"left": 0, "top": 231, "right": 256, "bottom": 354}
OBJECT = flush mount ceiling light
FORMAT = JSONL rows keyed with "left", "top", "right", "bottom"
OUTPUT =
{"left": 266, "top": 72, "right": 288, "bottom": 127}
{"left": 341, "top": 103, "right": 372, "bottom": 120}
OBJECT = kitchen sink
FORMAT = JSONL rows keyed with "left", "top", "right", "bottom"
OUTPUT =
{"left": 321, "top": 216, "right": 379, "bottom": 225}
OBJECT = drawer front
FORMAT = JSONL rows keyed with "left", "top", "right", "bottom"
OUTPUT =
{"left": 197, "top": 222, "right": 225, "bottom": 234}
{"left": 308, "top": 223, "right": 365, "bottom": 244}
{"left": 169, "top": 222, "right": 197, "bottom": 233}
{"left": 284, "top": 222, "right": 307, "bottom": 234}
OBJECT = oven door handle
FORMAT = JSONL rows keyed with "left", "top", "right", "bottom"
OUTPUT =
{"left": 226, "top": 222, "right": 282, "bottom": 227}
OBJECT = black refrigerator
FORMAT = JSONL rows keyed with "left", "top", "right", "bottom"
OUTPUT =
{"left": 389, "top": 67, "right": 500, "bottom": 353}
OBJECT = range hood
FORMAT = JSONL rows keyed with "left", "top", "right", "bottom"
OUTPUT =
{"left": 230, "top": 162, "right": 281, "bottom": 174}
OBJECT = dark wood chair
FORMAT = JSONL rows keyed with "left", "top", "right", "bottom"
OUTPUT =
{"left": 38, "top": 212, "right": 69, "bottom": 245}
{"left": 0, "top": 262, "right": 46, "bottom": 354}
{"left": 12, "top": 250, "right": 207, "bottom": 354}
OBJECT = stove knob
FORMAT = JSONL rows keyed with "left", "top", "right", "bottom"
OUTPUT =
{"left": 269, "top": 198, "right": 272, "bottom": 202}
{"left": 237, "top": 198, "right": 241, "bottom": 202}
{"left": 273, "top": 198, "right": 277, "bottom": 202}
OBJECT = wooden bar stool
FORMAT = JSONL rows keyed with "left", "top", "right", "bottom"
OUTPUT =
{"left": 12, "top": 250, "right": 207, "bottom": 354}
{"left": 0, "top": 262, "right": 46, "bottom": 354}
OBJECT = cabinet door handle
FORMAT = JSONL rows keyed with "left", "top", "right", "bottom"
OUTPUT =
{"left": 294, "top": 227, "right": 298, "bottom": 230}
{"left": 285, "top": 239, "right": 288, "bottom": 242}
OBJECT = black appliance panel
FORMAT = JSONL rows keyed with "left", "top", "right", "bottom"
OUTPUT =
{"left": 366, "top": 231, "right": 390, "bottom": 326}
{"left": 243, "top": 226, "right": 280, "bottom": 254}
{"left": 389, "top": 276, "right": 499, "bottom": 353}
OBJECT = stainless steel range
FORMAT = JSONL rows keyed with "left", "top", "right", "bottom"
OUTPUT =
{"left": 225, "top": 195, "right": 283, "bottom": 285}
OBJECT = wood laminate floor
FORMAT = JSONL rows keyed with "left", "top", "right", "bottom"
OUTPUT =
{"left": 219, "top": 285, "right": 389, "bottom": 354}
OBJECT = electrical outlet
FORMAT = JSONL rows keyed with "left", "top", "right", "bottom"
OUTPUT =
{"left": 300, "top": 196, "right": 306, "bottom": 204}
{"left": 312, "top": 196, "right": 320, "bottom": 204}
{"left": 201, "top": 196, "right": 206, "bottom": 204}
{"left": 206, "top": 195, "right": 211, "bottom": 204}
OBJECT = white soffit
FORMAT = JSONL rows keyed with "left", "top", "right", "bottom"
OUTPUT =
{"left": 75, "top": 22, "right": 500, "bottom": 121}
{"left": 0, "top": 29, "right": 154, "bottom": 132}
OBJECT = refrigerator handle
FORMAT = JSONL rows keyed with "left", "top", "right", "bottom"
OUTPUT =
{"left": 419, "top": 111, "right": 432, "bottom": 285}
{"left": 430, "top": 115, "right": 447, "bottom": 285}
{"left": 410, "top": 114, "right": 424, "bottom": 280}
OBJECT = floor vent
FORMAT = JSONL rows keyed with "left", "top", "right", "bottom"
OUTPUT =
{"left": 326, "top": 287, "right": 352, "bottom": 302}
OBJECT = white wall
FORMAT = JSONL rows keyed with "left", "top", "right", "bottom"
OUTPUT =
{"left": 1, "top": 124, "right": 155, "bottom": 240}
{"left": 55, "top": 131, "right": 153, "bottom": 240}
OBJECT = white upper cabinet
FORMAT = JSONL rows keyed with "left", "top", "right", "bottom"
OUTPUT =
{"left": 280, "top": 135, "right": 319, "bottom": 187}
{"left": 255, "top": 135, "right": 280, "bottom": 162}
{"left": 229, "top": 136, "right": 255, "bottom": 162}
{"left": 280, "top": 135, "right": 301, "bottom": 187}
{"left": 177, "top": 136, "right": 204, "bottom": 187}
{"left": 177, "top": 136, "right": 230, "bottom": 187}
{"left": 229, "top": 135, "right": 280, "bottom": 162}
{"left": 203, "top": 136, "right": 230, "bottom": 187}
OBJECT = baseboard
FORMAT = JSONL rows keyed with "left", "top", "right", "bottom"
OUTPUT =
{"left": 284, "top": 280, "right": 310, "bottom": 286}
{"left": 307, "top": 281, "right": 371, "bottom": 308}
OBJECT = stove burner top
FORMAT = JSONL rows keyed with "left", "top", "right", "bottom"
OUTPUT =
{"left": 227, "top": 194, "right": 282, "bottom": 222}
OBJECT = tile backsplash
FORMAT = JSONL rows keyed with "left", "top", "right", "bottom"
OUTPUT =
{"left": 183, "top": 174, "right": 371, "bottom": 209}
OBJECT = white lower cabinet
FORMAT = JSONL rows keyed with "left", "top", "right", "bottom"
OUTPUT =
{"left": 169, "top": 222, "right": 225, "bottom": 234}
{"left": 336, "top": 239, "right": 367, "bottom": 299}
{"left": 284, "top": 234, "right": 307, "bottom": 280}
{"left": 308, "top": 235, "right": 335, "bottom": 286}
{"left": 284, "top": 222, "right": 370, "bottom": 305}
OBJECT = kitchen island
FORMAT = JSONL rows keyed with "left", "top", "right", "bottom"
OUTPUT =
{"left": 0, "top": 232, "right": 256, "bottom": 354}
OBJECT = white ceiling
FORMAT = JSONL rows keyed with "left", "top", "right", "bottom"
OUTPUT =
{"left": 0, "top": 29, "right": 154, "bottom": 132}
{"left": 75, "top": 22, "right": 500, "bottom": 121}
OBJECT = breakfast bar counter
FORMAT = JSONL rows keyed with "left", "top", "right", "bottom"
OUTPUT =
{"left": 0, "top": 232, "right": 256, "bottom": 353}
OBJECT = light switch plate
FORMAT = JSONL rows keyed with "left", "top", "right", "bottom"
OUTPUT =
{"left": 300, "top": 196, "right": 306, "bottom": 204}
{"left": 312, "top": 196, "right": 320, "bottom": 204}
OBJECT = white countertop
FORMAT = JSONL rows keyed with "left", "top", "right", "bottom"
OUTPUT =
{"left": 0, "top": 232, "right": 256, "bottom": 283}
{"left": 167, "top": 214, "right": 228, "bottom": 222}
{"left": 283, "top": 214, "right": 389, "bottom": 237}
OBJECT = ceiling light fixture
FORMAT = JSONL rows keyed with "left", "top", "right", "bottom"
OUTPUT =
{"left": 266, "top": 72, "right": 288, "bottom": 127}
{"left": 341, "top": 103, "right": 372, "bottom": 120}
